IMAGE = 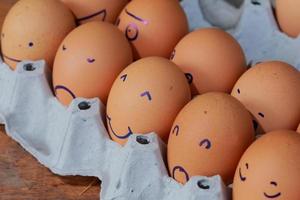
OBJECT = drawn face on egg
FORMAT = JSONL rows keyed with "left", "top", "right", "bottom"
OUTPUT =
{"left": 167, "top": 93, "right": 255, "bottom": 185}
{"left": 237, "top": 162, "right": 282, "bottom": 199}
{"left": 232, "top": 61, "right": 300, "bottom": 134}
{"left": 170, "top": 124, "right": 212, "bottom": 183}
{"left": 117, "top": 0, "right": 188, "bottom": 59}
{"left": 61, "top": 0, "right": 129, "bottom": 24}
{"left": 53, "top": 22, "right": 133, "bottom": 106}
{"left": 1, "top": 0, "right": 76, "bottom": 70}
{"left": 106, "top": 57, "right": 191, "bottom": 145}
{"left": 233, "top": 130, "right": 300, "bottom": 200}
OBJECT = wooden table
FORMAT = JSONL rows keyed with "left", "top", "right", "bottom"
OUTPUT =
{"left": 0, "top": 1, "right": 100, "bottom": 199}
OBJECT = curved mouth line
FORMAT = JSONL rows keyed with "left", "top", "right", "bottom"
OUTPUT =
{"left": 106, "top": 115, "right": 133, "bottom": 139}
{"left": 76, "top": 9, "right": 107, "bottom": 23}
{"left": 264, "top": 192, "right": 281, "bottom": 199}
{"left": 172, "top": 166, "right": 190, "bottom": 183}
{"left": 54, "top": 85, "right": 76, "bottom": 99}
{"left": 239, "top": 167, "right": 246, "bottom": 181}
{"left": 2, "top": 54, "right": 22, "bottom": 63}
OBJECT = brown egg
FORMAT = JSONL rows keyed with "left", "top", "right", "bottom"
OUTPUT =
{"left": 106, "top": 57, "right": 191, "bottom": 145}
{"left": 53, "top": 21, "right": 132, "bottom": 106}
{"left": 171, "top": 28, "right": 247, "bottom": 95}
{"left": 232, "top": 61, "right": 300, "bottom": 134}
{"left": 167, "top": 92, "right": 255, "bottom": 185}
{"left": 1, "top": 0, "right": 76, "bottom": 70}
{"left": 61, "top": 0, "right": 129, "bottom": 24}
{"left": 276, "top": 0, "right": 300, "bottom": 38}
{"left": 233, "top": 130, "right": 300, "bottom": 200}
{"left": 117, "top": 0, "right": 188, "bottom": 60}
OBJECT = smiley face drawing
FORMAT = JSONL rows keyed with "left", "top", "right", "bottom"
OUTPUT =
{"left": 231, "top": 61, "right": 300, "bottom": 134}
{"left": 167, "top": 93, "right": 255, "bottom": 185}
{"left": 233, "top": 130, "right": 300, "bottom": 200}
{"left": 106, "top": 57, "right": 191, "bottom": 145}
{"left": 52, "top": 22, "right": 132, "bottom": 106}
{"left": 1, "top": 0, "right": 76, "bottom": 70}
{"left": 61, "top": 0, "right": 129, "bottom": 24}
{"left": 117, "top": 0, "right": 188, "bottom": 60}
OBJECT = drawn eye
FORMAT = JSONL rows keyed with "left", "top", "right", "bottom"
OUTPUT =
{"left": 28, "top": 42, "right": 34, "bottom": 47}
{"left": 258, "top": 112, "right": 265, "bottom": 118}
{"left": 245, "top": 163, "right": 249, "bottom": 169}
{"left": 125, "top": 23, "right": 139, "bottom": 41}
{"left": 120, "top": 74, "right": 127, "bottom": 82}
{"left": 237, "top": 88, "right": 241, "bottom": 94}
{"left": 199, "top": 139, "right": 212, "bottom": 149}
{"left": 87, "top": 58, "right": 95, "bottom": 63}
{"left": 172, "top": 125, "right": 179, "bottom": 136}
{"left": 270, "top": 181, "right": 277, "bottom": 186}
{"left": 62, "top": 45, "right": 66, "bottom": 51}
{"left": 140, "top": 91, "right": 152, "bottom": 101}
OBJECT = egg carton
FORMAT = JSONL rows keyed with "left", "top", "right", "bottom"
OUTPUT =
{"left": 0, "top": 58, "right": 230, "bottom": 199}
{"left": 182, "top": 0, "right": 300, "bottom": 70}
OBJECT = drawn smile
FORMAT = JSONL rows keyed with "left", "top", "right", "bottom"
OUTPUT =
{"left": 76, "top": 9, "right": 107, "bottom": 23}
{"left": 172, "top": 166, "right": 190, "bottom": 183}
{"left": 106, "top": 115, "right": 133, "bottom": 139}
{"left": 2, "top": 54, "right": 22, "bottom": 63}
{"left": 264, "top": 192, "right": 281, "bottom": 199}
{"left": 54, "top": 85, "right": 76, "bottom": 99}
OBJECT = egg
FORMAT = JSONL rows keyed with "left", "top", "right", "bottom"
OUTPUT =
{"left": 106, "top": 57, "right": 191, "bottom": 145}
{"left": 117, "top": 0, "right": 188, "bottom": 60}
{"left": 276, "top": 0, "right": 300, "bottom": 38}
{"left": 167, "top": 92, "right": 255, "bottom": 185}
{"left": 1, "top": 0, "right": 76, "bottom": 70}
{"left": 232, "top": 61, "right": 300, "bottom": 134}
{"left": 171, "top": 28, "right": 246, "bottom": 95}
{"left": 233, "top": 130, "right": 300, "bottom": 200}
{"left": 53, "top": 21, "right": 132, "bottom": 106}
{"left": 61, "top": 0, "right": 129, "bottom": 24}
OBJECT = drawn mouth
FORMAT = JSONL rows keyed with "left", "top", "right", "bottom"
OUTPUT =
{"left": 239, "top": 167, "right": 246, "bottom": 182}
{"left": 2, "top": 54, "right": 22, "bottom": 63}
{"left": 54, "top": 85, "right": 76, "bottom": 99}
{"left": 172, "top": 166, "right": 190, "bottom": 183}
{"left": 76, "top": 9, "right": 107, "bottom": 23}
{"left": 264, "top": 192, "right": 281, "bottom": 199}
{"left": 106, "top": 115, "right": 133, "bottom": 139}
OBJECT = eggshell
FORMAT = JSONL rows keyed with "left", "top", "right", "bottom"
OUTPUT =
{"left": 117, "top": 0, "right": 188, "bottom": 60}
{"left": 232, "top": 61, "right": 300, "bottom": 134}
{"left": 53, "top": 21, "right": 132, "bottom": 106}
{"left": 106, "top": 57, "right": 191, "bottom": 145}
{"left": 167, "top": 92, "right": 255, "bottom": 185}
{"left": 1, "top": 0, "right": 76, "bottom": 70}
{"left": 233, "top": 130, "right": 300, "bottom": 200}
{"left": 61, "top": 0, "right": 129, "bottom": 24}
{"left": 276, "top": 0, "right": 300, "bottom": 38}
{"left": 171, "top": 28, "right": 246, "bottom": 95}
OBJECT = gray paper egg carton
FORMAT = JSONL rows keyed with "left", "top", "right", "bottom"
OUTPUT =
{"left": 0, "top": 59, "right": 229, "bottom": 200}
{"left": 1, "top": 0, "right": 299, "bottom": 199}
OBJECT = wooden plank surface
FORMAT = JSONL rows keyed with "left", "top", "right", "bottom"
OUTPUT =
{"left": 0, "top": 1, "right": 100, "bottom": 199}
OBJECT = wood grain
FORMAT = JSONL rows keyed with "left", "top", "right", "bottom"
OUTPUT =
{"left": 0, "top": 1, "right": 100, "bottom": 199}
